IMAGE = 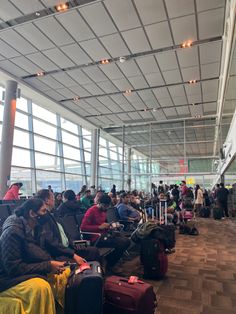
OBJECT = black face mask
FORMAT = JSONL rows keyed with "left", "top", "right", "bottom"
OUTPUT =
{"left": 36, "top": 213, "right": 50, "bottom": 225}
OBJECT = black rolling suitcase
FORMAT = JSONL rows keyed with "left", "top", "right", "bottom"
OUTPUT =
{"left": 140, "top": 239, "right": 168, "bottom": 279}
{"left": 64, "top": 261, "right": 103, "bottom": 314}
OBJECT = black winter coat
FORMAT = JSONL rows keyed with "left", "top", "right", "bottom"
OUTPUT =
{"left": 39, "top": 213, "right": 74, "bottom": 259}
{"left": 0, "top": 215, "right": 52, "bottom": 292}
{"left": 55, "top": 200, "right": 82, "bottom": 218}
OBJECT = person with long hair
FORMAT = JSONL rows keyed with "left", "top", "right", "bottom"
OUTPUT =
{"left": 0, "top": 198, "right": 69, "bottom": 314}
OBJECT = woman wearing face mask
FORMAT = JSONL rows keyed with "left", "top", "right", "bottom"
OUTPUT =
{"left": 0, "top": 198, "right": 70, "bottom": 314}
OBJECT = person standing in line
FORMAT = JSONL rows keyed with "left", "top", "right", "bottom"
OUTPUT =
{"left": 194, "top": 184, "right": 204, "bottom": 216}
{"left": 213, "top": 184, "right": 220, "bottom": 201}
{"left": 48, "top": 185, "right": 53, "bottom": 193}
{"left": 228, "top": 183, "right": 236, "bottom": 217}
{"left": 217, "top": 183, "right": 229, "bottom": 218}
{"left": 180, "top": 181, "right": 188, "bottom": 199}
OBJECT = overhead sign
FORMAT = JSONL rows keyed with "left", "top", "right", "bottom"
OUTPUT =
{"left": 186, "top": 177, "right": 195, "bottom": 185}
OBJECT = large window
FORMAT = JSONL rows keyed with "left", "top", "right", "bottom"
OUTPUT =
{"left": 0, "top": 90, "right": 90, "bottom": 195}
{"left": 98, "top": 137, "right": 124, "bottom": 191}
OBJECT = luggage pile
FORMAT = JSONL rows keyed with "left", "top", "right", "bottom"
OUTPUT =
{"left": 64, "top": 261, "right": 158, "bottom": 314}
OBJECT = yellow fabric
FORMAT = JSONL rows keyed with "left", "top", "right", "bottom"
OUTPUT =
{"left": 0, "top": 297, "right": 25, "bottom": 314}
{"left": 0, "top": 278, "right": 56, "bottom": 314}
{"left": 47, "top": 267, "right": 71, "bottom": 308}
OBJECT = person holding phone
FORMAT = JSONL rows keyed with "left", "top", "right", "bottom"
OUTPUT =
{"left": 0, "top": 198, "right": 78, "bottom": 313}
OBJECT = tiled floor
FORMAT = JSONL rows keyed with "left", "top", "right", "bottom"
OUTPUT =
{"left": 121, "top": 218, "right": 236, "bottom": 314}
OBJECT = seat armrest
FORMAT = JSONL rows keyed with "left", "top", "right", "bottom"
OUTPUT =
{"left": 80, "top": 231, "right": 102, "bottom": 246}
{"left": 73, "top": 239, "right": 90, "bottom": 250}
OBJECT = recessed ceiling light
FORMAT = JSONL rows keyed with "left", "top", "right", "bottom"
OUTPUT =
{"left": 55, "top": 3, "right": 69, "bottom": 12}
{"left": 100, "top": 59, "right": 110, "bottom": 65}
{"left": 188, "top": 79, "right": 197, "bottom": 84}
{"left": 124, "top": 89, "right": 132, "bottom": 95}
{"left": 181, "top": 41, "right": 192, "bottom": 48}
{"left": 36, "top": 71, "right": 45, "bottom": 77}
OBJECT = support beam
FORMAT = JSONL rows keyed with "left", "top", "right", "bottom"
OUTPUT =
{"left": 102, "top": 113, "right": 233, "bottom": 130}
{"left": 122, "top": 126, "right": 125, "bottom": 190}
{"left": 127, "top": 147, "right": 131, "bottom": 191}
{"left": 213, "top": 0, "right": 236, "bottom": 156}
{"left": 90, "top": 129, "right": 99, "bottom": 189}
{"left": 131, "top": 140, "right": 215, "bottom": 148}
{"left": 0, "top": 80, "right": 18, "bottom": 198}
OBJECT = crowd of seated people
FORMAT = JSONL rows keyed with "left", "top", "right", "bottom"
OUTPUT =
{"left": 1, "top": 180, "right": 235, "bottom": 313}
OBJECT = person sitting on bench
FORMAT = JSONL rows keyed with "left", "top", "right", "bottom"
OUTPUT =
{"left": 35, "top": 189, "right": 101, "bottom": 263}
{"left": 0, "top": 198, "right": 71, "bottom": 314}
{"left": 81, "top": 194, "right": 130, "bottom": 274}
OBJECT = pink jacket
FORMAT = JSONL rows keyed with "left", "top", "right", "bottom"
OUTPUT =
{"left": 3, "top": 185, "right": 20, "bottom": 200}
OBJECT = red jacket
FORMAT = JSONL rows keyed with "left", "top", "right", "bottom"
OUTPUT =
{"left": 80, "top": 205, "right": 107, "bottom": 243}
{"left": 3, "top": 185, "right": 20, "bottom": 200}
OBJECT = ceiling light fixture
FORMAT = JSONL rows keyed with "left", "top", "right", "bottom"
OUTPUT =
{"left": 73, "top": 96, "right": 80, "bottom": 101}
{"left": 124, "top": 89, "right": 132, "bottom": 95}
{"left": 100, "top": 59, "right": 110, "bottom": 65}
{"left": 55, "top": 3, "right": 69, "bottom": 12}
{"left": 195, "top": 114, "right": 202, "bottom": 118}
{"left": 181, "top": 41, "right": 192, "bottom": 48}
{"left": 119, "top": 56, "right": 126, "bottom": 63}
{"left": 188, "top": 79, "right": 197, "bottom": 84}
{"left": 36, "top": 71, "right": 45, "bottom": 77}
{"left": 35, "top": 12, "right": 40, "bottom": 16}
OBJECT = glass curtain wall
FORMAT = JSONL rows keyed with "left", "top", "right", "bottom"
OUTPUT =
{"left": 98, "top": 137, "right": 124, "bottom": 192}
{"left": 0, "top": 91, "right": 92, "bottom": 195}
{"left": 0, "top": 89, "right": 129, "bottom": 195}
{"left": 0, "top": 85, "right": 222, "bottom": 195}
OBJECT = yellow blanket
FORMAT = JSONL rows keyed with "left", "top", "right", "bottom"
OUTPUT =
{"left": 0, "top": 268, "right": 71, "bottom": 314}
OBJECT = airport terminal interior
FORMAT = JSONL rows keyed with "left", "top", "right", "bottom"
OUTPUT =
{"left": 0, "top": 0, "right": 236, "bottom": 313}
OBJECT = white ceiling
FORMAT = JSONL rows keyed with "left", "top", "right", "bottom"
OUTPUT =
{"left": 0, "top": 0, "right": 235, "bottom": 159}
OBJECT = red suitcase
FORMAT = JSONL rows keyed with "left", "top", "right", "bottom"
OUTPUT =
{"left": 103, "top": 275, "right": 157, "bottom": 314}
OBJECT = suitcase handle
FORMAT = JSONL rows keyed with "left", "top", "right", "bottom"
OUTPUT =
{"left": 119, "top": 277, "right": 144, "bottom": 285}
{"left": 76, "top": 263, "right": 91, "bottom": 273}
